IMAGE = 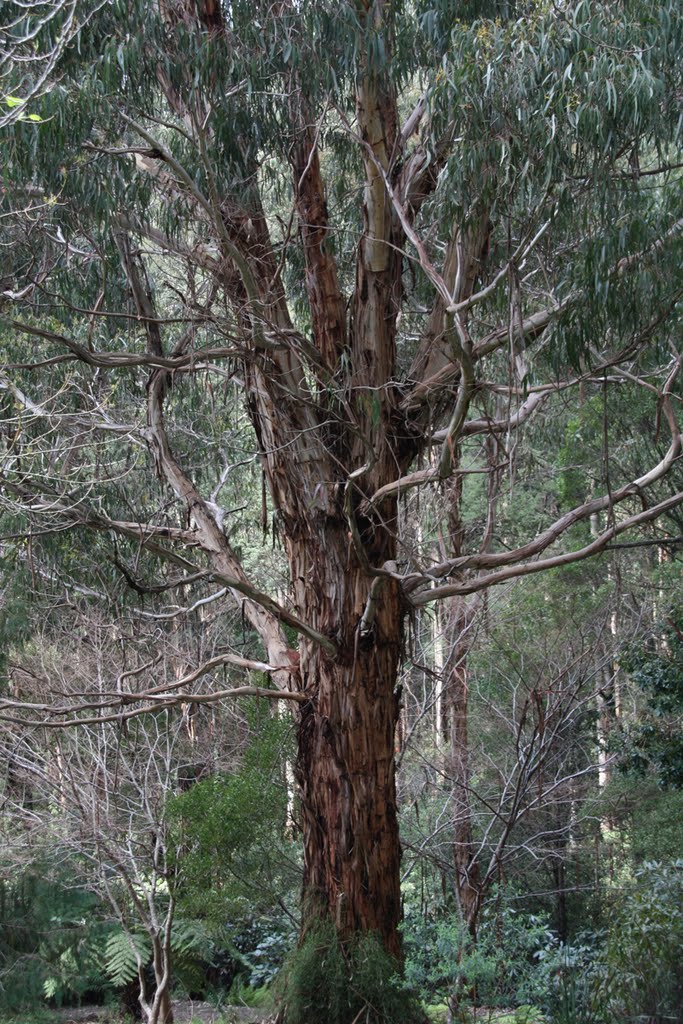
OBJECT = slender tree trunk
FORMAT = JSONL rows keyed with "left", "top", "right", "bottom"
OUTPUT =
{"left": 150, "top": 985, "right": 173, "bottom": 1024}
{"left": 443, "top": 597, "right": 481, "bottom": 939}
{"left": 156, "top": 987, "right": 173, "bottom": 1024}
{"left": 147, "top": 935, "right": 173, "bottom": 1024}
{"left": 441, "top": 473, "right": 482, "bottom": 1024}
{"left": 433, "top": 601, "right": 446, "bottom": 746}
{"left": 552, "top": 827, "right": 569, "bottom": 943}
{"left": 442, "top": 473, "right": 481, "bottom": 938}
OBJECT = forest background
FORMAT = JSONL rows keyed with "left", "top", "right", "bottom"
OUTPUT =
{"left": 0, "top": 1, "right": 682, "bottom": 1024}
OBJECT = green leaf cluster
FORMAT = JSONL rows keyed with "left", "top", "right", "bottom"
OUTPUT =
{"left": 404, "top": 892, "right": 557, "bottom": 1010}
{"left": 618, "top": 613, "right": 683, "bottom": 788}
{"left": 600, "top": 861, "right": 683, "bottom": 1021}
{"left": 168, "top": 703, "right": 296, "bottom": 922}
{"left": 0, "top": 862, "right": 110, "bottom": 1012}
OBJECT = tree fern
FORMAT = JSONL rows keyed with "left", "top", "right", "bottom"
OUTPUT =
{"left": 103, "top": 921, "right": 210, "bottom": 991}
{"left": 171, "top": 920, "right": 213, "bottom": 993}
{"left": 103, "top": 930, "right": 150, "bottom": 987}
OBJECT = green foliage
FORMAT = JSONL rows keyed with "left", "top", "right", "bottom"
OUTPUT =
{"left": 600, "top": 861, "right": 683, "bottom": 1022}
{"left": 421, "top": 0, "right": 683, "bottom": 368}
{"left": 539, "top": 863, "right": 683, "bottom": 1024}
{"left": 236, "top": 917, "right": 297, "bottom": 988}
{"left": 404, "top": 894, "right": 557, "bottom": 1011}
{"left": 226, "top": 978, "right": 274, "bottom": 1009}
{"left": 167, "top": 707, "right": 299, "bottom": 992}
{"left": 0, "top": 1011, "right": 56, "bottom": 1024}
{"left": 103, "top": 919, "right": 213, "bottom": 994}
{"left": 280, "top": 921, "right": 423, "bottom": 1024}
{"left": 619, "top": 614, "right": 683, "bottom": 787}
{"left": 556, "top": 398, "right": 602, "bottom": 513}
{"left": 103, "top": 931, "right": 150, "bottom": 988}
{"left": 171, "top": 919, "right": 215, "bottom": 994}
{"left": 0, "top": 865, "right": 112, "bottom": 1012}
{"left": 2, "top": 95, "right": 44, "bottom": 122}
{"left": 537, "top": 936, "right": 607, "bottom": 1024}
{"left": 405, "top": 892, "right": 557, "bottom": 1011}
{"left": 424, "top": 1006, "right": 449, "bottom": 1024}
{"left": 168, "top": 703, "right": 297, "bottom": 922}
{"left": 626, "top": 784, "right": 683, "bottom": 864}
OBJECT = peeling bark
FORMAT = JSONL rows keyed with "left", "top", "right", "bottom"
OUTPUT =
{"left": 293, "top": 542, "right": 404, "bottom": 956}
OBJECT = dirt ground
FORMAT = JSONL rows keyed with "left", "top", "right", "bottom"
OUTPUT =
{"left": 55, "top": 1002, "right": 271, "bottom": 1024}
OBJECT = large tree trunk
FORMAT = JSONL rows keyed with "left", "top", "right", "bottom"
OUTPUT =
{"left": 296, "top": 585, "right": 403, "bottom": 954}
{"left": 288, "top": 517, "right": 403, "bottom": 955}
{"left": 276, "top": 4, "right": 406, "bottom": 957}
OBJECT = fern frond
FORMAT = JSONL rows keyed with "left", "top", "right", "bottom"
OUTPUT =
{"left": 103, "top": 930, "right": 150, "bottom": 987}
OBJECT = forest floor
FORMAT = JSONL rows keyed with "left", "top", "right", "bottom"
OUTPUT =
{"left": 22, "top": 1000, "right": 535, "bottom": 1024}
{"left": 2, "top": 1004, "right": 536, "bottom": 1024}
{"left": 54, "top": 1002, "right": 271, "bottom": 1023}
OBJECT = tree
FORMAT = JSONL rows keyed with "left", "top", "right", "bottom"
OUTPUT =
{"left": 1, "top": 1, "right": 682, "bottom": 1019}
{"left": 1, "top": 618, "right": 191, "bottom": 1024}
{"left": 0, "top": 603, "right": 280, "bottom": 1023}
{"left": 399, "top": 583, "right": 622, "bottom": 930}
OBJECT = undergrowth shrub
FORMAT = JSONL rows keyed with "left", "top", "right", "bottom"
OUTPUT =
{"left": 537, "top": 936, "right": 607, "bottom": 1024}
{"left": 600, "top": 860, "right": 683, "bottom": 1022}
{"left": 279, "top": 920, "right": 423, "bottom": 1024}
{"left": 103, "top": 919, "right": 212, "bottom": 995}
{"left": 404, "top": 890, "right": 557, "bottom": 1011}
{"left": 0, "top": 867, "right": 111, "bottom": 1012}
{"left": 539, "top": 862, "right": 683, "bottom": 1024}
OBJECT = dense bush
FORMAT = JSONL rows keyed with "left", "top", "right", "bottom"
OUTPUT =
{"left": 538, "top": 862, "right": 683, "bottom": 1024}
{"left": 404, "top": 890, "right": 557, "bottom": 1012}
{"left": 166, "top": 705, "right": 300, "bottom": 997}
{"left": 537, "top": 935, "right": 607, "bottom": 1024}
{"left": 619, "top": 617, "right": 683, "bottom": 788}
{"left": 236, "top": 915, "right": 297, "bottom": 988}
{"left": 167, "top": 702, "right": 298, "bottom": 924}
{"left": 0, "top": 867, "right": 112, "bottom": 1013}
{"left": 279, "top": 921, "right": 423, "bottom": 1024}
{"left": 600, "top": 861, "right": 683, "bottom": 1022}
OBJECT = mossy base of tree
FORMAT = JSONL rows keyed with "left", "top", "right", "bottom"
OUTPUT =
{"left": 277, "top": 921, "right": 425, "bottom": 1024}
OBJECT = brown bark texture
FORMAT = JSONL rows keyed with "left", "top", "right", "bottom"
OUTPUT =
{"left": 141, "top": 0, "right": 416, "bottom": 963}
{"left": 294, "top": 554, "right": 404, "bottom": 956}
